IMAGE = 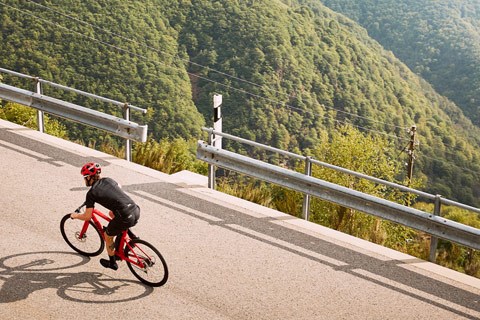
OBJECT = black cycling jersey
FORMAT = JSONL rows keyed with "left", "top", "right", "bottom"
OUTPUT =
{"left": 85, "top": 177, "right": 136, "bottom": 218}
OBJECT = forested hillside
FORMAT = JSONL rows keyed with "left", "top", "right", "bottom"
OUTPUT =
{"left": 319, "top": 0, "right": 480, "bottom": 125}
{"left": 0, "top": 0, "right": 206, "bottom": 141}
{"left": 0, "top": 0, "right": 479, "bottom": 206}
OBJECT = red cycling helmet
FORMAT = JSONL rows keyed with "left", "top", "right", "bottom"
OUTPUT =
{"left": 81, "top": 162, "right": 101, "bottom": 177}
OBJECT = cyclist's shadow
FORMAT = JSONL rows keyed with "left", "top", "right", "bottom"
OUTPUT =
{"left": 0, "top": 251, "right": 153, "bottom": 303}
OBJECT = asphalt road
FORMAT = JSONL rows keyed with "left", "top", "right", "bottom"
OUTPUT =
{"left": 0, "top": 119, "right": 479, "bottom": 320}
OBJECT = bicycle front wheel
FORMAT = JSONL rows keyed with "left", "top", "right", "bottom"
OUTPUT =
{"left": 124, "top": 239, "right": 168, "bottom": 287}
{"left": 60, "top": 214, "right": 104, "bottom": 256}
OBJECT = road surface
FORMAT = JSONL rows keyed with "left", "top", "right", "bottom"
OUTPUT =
{"left": 0, "top": 119, "right": 479, "bottom": 319}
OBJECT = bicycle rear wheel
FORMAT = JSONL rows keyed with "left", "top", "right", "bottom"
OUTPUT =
{"left": 60, "top": 214, "right": 104, "bottom": 256}
{"left": 124, "top": 239, "right": 168, "bottom": 287}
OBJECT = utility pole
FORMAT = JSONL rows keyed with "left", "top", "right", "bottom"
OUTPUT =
{"left": 406, "top": 125, "right": 417, "bottom": 184}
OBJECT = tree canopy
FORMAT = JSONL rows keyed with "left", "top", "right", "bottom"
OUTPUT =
{"left": 320, "top": 0, "right": 480, "bottom": 125}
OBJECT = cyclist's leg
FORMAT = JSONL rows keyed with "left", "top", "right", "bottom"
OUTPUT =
{"left": 114, "top": 235, "right": 122, "bottom": 251}
{"left": 127, "top": 229, "right": 138, "bottom": 240}
{"left": 124, "top": 205, "right": 140, "bottom": 240}
{"left": 105, "top": 224, "right": 121, "bottom": 256}
{"left": 125, "top": 206, "right": 141, "bottom": 240}
{"left": 101, "top": 219, "right": 124, "bottom": 270}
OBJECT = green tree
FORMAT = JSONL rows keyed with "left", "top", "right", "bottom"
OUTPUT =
{"left": 0, "top": 102, "right": 68, "bottom": 138}
{"left": 133, "top": 136, "right": 207, "bottom": 175}
{"left": 306, "top": 124, "right": 421, "bottom": 245}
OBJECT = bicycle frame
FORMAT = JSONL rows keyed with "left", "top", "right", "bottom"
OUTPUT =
{"left": 76, "top": 206, "right": 149, "bottom": 269}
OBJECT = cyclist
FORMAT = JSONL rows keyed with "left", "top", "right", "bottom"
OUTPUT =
{"left": 70, "top": 162, "right": 140, "bottom": 270}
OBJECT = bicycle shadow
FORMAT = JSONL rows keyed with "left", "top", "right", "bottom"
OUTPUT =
{"left": 0, "top": 251, "right": 153, "bottom": 304}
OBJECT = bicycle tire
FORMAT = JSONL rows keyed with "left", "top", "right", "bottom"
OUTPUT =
{"left": 60, "top": 214, "right": 104, "bottom": 257}
{"left": 124, "top": 239, "right": 168, "bottom": 287}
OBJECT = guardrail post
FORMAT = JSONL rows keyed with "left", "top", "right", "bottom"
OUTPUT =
{"left": 123, "top": 103, "right": 132, "bottom": 162}
{"left": 429, "top": 194, "right": 442, "bottom": 262}
{"left": 34, "top": 77, "right": 45, "bottom": 133}
{"left": 207, "top": 131, "right": 216, "bottom": 189}
{"left": 302, "top": 156, "right": 313, "bottom": 220}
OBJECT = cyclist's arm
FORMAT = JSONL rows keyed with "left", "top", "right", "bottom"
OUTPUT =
{"left": 71, "top": 207, "right": 93, "bottom": 221}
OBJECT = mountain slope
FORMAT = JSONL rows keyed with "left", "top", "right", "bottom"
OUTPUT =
{"left": 319, "top": 0, "right": 480, "bottom": 125}
{"left": 0, "top": 0, "right": 479, "bottom": 205}
{"left": 174, "top": 1, "right": 480, "bottom": 204}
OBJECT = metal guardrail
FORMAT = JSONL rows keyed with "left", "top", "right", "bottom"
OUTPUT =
{"left": 197, "top": 128, "right": 480, "bottom": 259}
{"left": 0, "top": 67, "right": 148, "bottom": 159}
{"left": 0, "top": 67, "right": 146, "bottom": 113}
{"left": 201, "top": 128, "right": 480, "bottom": 214}
{"left": 0, "top": 83, "right": 147, "bottom": 142}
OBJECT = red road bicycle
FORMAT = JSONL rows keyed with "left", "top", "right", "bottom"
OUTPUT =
{"left": 60, "top": 203, "right": 168, "bottom": 287}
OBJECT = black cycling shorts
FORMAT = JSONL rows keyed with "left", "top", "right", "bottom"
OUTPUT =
{"left": 106, "top": 205, "right": 140, "bottom": 236}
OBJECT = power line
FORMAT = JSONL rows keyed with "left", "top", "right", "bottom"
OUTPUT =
{"left": 22, "top": 0, "right": 281, "bottom": 97}
{"left": 0, "top": 1, "right": 411, "bottom": 142}
{"left": 416, "top": 150, "right": 480, "bottom": 179}
{"left": 18, "top": 0, "right": 408, "bottom": 133}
